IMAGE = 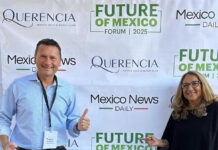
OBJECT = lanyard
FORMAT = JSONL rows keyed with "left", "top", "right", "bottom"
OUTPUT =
{"left": 39, "top": 75, "right": 58, "bottom": 128}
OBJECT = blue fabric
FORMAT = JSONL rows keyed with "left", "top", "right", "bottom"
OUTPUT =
{"left": 0, "top": 73, "right": 81, "bottom": 149}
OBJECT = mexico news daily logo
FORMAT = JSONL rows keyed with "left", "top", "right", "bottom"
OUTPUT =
{"left": 7, "top": 54, "right": 76, "bottom": 72}
{"left": 1, "top": 9, "right": 76, "bottom": 28}
{"left": 90, "top": 2, "right": 162, "bottom": 35}
{"left": 90, "top": 94, "right": 159, "bottom": 112}
{"left": 176, "top": 9, "right": 218, "bottom": 28}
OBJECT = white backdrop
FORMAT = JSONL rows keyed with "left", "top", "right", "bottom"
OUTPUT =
{"left": 0, "top": 0, "right": 218, "bottom": 150}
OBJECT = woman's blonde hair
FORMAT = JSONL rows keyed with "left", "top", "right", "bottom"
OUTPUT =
{"left": 172, "top": 71, "right": 217, "bottom": 120}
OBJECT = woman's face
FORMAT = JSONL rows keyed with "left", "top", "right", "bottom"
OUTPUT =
{"left": 182, "top": 74, "right": 202, "bottom": 104}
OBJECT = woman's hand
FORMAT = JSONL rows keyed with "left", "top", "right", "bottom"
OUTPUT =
{"left": 139, "top": 135, "right": 169, "bottom": 147}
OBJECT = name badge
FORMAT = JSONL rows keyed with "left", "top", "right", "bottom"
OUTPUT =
{"left": 43, "top": 130, "right": 58, "bottom": 149}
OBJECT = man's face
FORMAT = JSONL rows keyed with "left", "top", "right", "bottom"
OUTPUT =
{"left": 35, "top": 44, "right": 61, "bottom": 79}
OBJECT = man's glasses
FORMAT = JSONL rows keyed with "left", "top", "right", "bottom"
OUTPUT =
{"left": 181, "top": 80, "right": 201, "bottom": 89}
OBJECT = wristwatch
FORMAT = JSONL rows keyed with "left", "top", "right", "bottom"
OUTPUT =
{"left": 74, "top": 123, "right": 79, "bottom": 133}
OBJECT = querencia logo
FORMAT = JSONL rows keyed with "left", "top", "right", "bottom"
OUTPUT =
{"left": 90, "top": 3, "right": 162, "bottom": 35}
{"left": 7, "top": 54, "right": 76, "bottom": 72}
{"left": 90, "top": 94, "right": 159, "bottom": 112}
{"left": 1, "top": 9, "right": 76, "bottom": 28}
{"left": 90, "top": 56, "right": 159, "bottom": 73}
{"left": 65, "top": 138, "right": 78, "bottom": 150}
{"left": 173, "top": 48, "right": 218, "bottom": 79}
{"left": 176, "top": 9, "right": 218, "bottom": 28}
{"left": 91, "top": 132, "right": 155, "bottom": 150}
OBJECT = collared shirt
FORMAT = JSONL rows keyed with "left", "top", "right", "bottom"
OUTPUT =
{"left": 0, "top": 73, "right": 81, "bottom": 149}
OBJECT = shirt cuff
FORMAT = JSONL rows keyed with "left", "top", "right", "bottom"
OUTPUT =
{"left": 0, "top": 126, "right": 11, "bottom": 137}
{"left": 68, "top": 121, "right": 80, "bottom": 137}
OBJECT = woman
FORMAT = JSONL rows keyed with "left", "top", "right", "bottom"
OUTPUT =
{"left": 141, "top": 71, "right": 218, "bottom": 150}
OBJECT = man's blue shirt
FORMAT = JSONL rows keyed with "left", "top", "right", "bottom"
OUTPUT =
{"left": 0, "top": 73, "right": 81, "bottom": 149}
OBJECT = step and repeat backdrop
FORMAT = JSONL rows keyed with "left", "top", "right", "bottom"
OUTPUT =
{"left": 0, "top": 0, "right": 218, "bottom": 150}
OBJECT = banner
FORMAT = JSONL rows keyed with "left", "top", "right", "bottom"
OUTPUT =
{"left": 0, "top": 0, "right": 217, "bottom": 149}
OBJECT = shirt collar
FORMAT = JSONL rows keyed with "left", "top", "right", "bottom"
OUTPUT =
{"left": 27, "top": 72, "right": 64, "bottom": 87}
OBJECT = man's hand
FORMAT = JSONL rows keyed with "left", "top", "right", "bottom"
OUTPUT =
{"left": 0, "top": 135, "right": 17, "bottom": 150}
{"left": 3, "top": 142, "right": 17, "bottom": 150}
{"left": 77, "top": 108, "right": 90, "bottom": 131}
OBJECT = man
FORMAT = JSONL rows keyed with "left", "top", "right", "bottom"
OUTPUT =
{"left": 0, "top": 39, "right": 90, "bottom": 150}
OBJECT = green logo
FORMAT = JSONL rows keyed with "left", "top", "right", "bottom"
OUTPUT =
{"left": 90, "top": 3, "right": 162, "bottom": 35}
{"left": 92, "top": 132, "right": 155, "bottom": 150}
{"left": 173, "top": 49, "right": 218, "bottom": 79}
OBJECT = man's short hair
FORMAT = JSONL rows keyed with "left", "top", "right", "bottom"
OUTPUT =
{"left": 35, "top": 38, "right": 62, "bottom": 58}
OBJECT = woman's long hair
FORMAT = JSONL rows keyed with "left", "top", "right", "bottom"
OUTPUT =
{"left": 172, "top": 71, "right": 217, "bottom": 120}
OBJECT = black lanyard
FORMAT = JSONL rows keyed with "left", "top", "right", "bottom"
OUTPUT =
{"left": 38, "top": 75, "right": 58, "bottom": 128}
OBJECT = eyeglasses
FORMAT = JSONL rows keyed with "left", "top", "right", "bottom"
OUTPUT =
{"left": 181, "top": 81, "right": 201, "bottom": 89}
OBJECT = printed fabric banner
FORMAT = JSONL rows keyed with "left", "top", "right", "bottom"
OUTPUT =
{"left": 0, "top": 0, "right": 217, "bottom": 150}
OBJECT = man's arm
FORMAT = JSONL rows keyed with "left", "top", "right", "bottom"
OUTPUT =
{"left": 65, "top": 88, "right": 81, "bottom": 137}
{"left": 0, "top": 82, "right": 17, "bottom": 150}
{"left": 65, "top": 88, "right": 90, "bottom": 136}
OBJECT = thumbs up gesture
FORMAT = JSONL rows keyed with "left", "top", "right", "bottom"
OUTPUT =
{"left": 77, "top": 108, "right": 90, "bottom": 131}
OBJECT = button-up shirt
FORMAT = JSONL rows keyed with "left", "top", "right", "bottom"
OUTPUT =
{"left": 0, "top": 73, "right": 80, "bottom": 149}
